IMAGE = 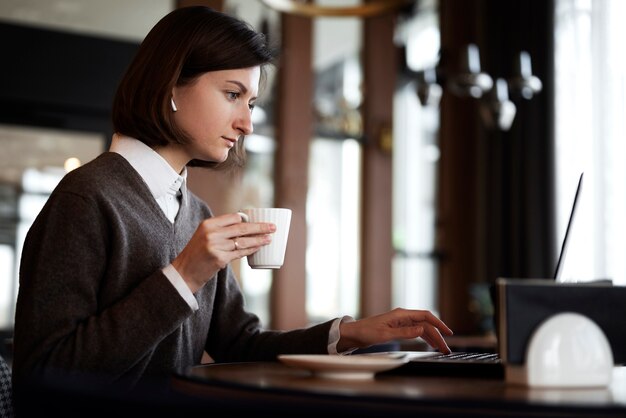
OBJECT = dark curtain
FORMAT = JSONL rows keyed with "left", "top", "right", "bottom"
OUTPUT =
{"left": 437, "top": 0, "right": 555, "bottom": 333}
{"left": 480, "top": 0, "right": 556, "bottom": 282}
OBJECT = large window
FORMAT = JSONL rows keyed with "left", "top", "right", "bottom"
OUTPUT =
{"left": 307, "top": 10, "right": 363, "bottom": 322}
{"left": 307, "top": 138, "right": 361, "bottom": 322}
{"left": 554, "top": 0, "right": 626, "bottom": 285}
{"left": 392, "top": 0, "right": 440, "bottom": 314}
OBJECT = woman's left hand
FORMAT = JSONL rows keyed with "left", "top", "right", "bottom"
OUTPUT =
{"left": 171, "top": 212, "right": 274, "bottom": 293}
{"left": 337, "top": 308, "right": 453, "bottom": 354}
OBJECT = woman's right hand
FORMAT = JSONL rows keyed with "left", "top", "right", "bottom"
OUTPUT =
{"left": 171, "top": 212, "right": 275, "bottom": 292}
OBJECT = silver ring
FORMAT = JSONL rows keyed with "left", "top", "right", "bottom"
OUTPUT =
{"left": 233, "top": 239, "right": 239, "bottom": 251}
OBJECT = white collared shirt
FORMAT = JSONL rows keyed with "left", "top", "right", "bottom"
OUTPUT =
{"left": 110, "top": 134, "right": 198, "bottom": 311}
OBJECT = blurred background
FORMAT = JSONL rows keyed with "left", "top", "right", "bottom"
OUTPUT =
{"left": 1, "top": 0, "right": 625, "bottom": 358}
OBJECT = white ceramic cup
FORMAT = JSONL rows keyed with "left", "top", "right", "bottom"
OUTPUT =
{"left": 238, "top": 208, "right": 292, "bottom": 269}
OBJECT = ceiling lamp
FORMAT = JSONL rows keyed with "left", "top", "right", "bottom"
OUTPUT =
{"left": 447, "top": 44, "right": 493, "bottom": 99}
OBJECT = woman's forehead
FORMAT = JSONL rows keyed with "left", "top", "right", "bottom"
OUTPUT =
{"left": 203, "top": 67, "right": 261, "bottom": 90}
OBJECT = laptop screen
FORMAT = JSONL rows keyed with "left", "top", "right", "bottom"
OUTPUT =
{"left": 553, "top": 172, "right": 583, "bottom": 281}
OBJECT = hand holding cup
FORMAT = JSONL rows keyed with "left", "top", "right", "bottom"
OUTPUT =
{"left": 238, "top": 208, "right": 292, "bottom": 269}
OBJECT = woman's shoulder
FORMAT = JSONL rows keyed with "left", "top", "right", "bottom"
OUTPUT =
{"left": 54, "top": 152, "right": 142, "bottom": 196}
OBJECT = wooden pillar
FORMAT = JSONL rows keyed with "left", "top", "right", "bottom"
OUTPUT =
{"left": 360, "top": 12, "right": 398, "bottom": 317}
{"left": 271, "top": 13, "right": 313, "bottom": 329}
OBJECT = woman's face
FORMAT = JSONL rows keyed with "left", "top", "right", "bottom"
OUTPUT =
{"left": 172, "top": 66, "right": 260, "bottom": 164}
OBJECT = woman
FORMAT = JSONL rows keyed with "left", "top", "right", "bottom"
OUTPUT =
{"left": 12, "top": 6, "right": 452, "bottom": 391}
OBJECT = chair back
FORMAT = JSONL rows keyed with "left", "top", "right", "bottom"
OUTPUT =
{"left": 0, "top": 354, "right": 13, "bottom": 418}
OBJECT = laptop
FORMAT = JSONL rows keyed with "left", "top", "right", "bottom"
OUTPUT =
{"left": 553, "top": 172, "right": 583, "bottom": 281}
{"left": 364, "top": 173, "right": 585, "bottom": 379}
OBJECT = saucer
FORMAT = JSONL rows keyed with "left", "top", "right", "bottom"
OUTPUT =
{"left": 277, "top": 354, "right": 407, "bottom": 380}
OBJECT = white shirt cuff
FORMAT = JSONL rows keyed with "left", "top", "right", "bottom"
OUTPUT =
{"left": 327, "top": 315, "right": 357, "bottom": 355}
{"left": 162, "top": 264, "right": 199, "bottom": 311}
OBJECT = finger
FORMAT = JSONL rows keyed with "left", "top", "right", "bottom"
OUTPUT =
{"left": 233, "top": 234, "right": 272, "bottom": 250}
{"left": 209, "top": 212, "right": 250, "bottom": 228}
{"left": 231, "top": 222, "right": 276, "bottom": 238}
{"left": 406, "top": 310, "right": 453, "bottom": 336}
{"left": 411, "top": 324, "right": 436, "bottom": 347}
{"left": 423, "top": 312, "right": 453, "bottom": 335}
{"left": 227, "top": 230, "right": 272, "bottom": 256}
{"left": 219, "top": 237, "right": 238, "bottom": 253}
{"left": 422, "top": 324, "right": 451, "bottom": 353}
{"left": 419, "top": 331, "right": 439, "bottom": 350}
{"left": 198, "top": 216, "right": 274, "bottom": 248}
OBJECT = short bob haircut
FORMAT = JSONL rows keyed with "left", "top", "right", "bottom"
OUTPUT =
{"left": 112, "top": 6, "right": 276, "bottom": 169}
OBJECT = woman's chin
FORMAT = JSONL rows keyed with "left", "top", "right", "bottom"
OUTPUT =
{"left": 203, "top": 152, "right": 228, "bottom": 164}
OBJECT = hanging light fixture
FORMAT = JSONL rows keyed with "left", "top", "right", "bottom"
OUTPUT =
{"left": 413, "top": 44, "right": 542, "bottom": 131}
{"left": 416, "top": 67, "right": 443, "bottom": 108}
{"left": 447, "top": 44, "right": 493, "bottom": 99}
{"left": 479, "top": 78, "right": 517, "bottom": 131}
{"left": 508, "top": 50, "right": 543, "bottom": 100}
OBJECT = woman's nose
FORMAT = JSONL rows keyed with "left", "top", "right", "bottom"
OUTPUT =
{"left": 236, "top": 107, "right": 254, "bottom": 136}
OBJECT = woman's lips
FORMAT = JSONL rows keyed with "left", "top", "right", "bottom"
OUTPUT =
{"left": 222, "top": 136, "right": 237, "bottom": 147}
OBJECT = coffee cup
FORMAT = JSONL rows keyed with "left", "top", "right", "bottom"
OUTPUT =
{"left": 238, "top": 208, "right": 292, "bottom": 269}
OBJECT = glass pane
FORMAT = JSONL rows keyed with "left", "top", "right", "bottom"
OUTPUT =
{"left": 307, "top": 2, "right": 363, "bottom": 323}
{"left": 306, "top": 138, "right": 361, "bottom": 322}
{"left": 392, "top": 82, "right": 440, "bottom": 314}
{"left": 0, "top": 245, "right": 15, "bottom": 329}
{"left": 392, "top": 0, "right": 441, "bottom": 315}
{"left": 238, "top": 136, "right": 276, "bottom": 326}
{"left": 554, "top": 0, "right": 626, "bottom": 285}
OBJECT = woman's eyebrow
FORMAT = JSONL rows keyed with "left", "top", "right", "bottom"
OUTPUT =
{"left": 226, "top": 80, "right": 248, "bottom": 93}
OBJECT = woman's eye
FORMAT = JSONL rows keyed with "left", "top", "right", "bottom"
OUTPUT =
{"left": 248, "top": 103, "right": 256, "bottom": 112}
{"left": 227, "top": 91, "right": 240, "bottom": 100}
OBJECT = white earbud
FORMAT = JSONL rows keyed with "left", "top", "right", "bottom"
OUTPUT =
{"left": 171, "top": 98, "right": 178, "bottom": 112}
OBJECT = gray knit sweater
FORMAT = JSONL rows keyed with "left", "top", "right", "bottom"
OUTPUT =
{"left": 12, "top": 152, "right": 332, "bottom": 389}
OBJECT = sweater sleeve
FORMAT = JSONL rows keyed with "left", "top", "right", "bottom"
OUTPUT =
{"left": 204, "top": 265, "right": 335, "bottom": 363}
{"left": 12, "top": 189, "right": 193, "bottom": 387}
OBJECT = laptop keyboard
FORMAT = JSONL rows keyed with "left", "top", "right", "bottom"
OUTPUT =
{"left": 368, "top": 351, "right": 505, "bottom": 378}
{"left": 428, "top": 352, "right": 501, "bottom": 363}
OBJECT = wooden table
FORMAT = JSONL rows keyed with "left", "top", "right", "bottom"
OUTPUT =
{"left": 171, "top": 360, "right": 626, "bottom": 417}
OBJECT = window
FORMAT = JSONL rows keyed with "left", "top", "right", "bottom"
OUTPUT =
{"left": 306, "top": 138, "right": 361, "bottom": 322}
{"left": 554, "top": 0, "right": 626, "bottom": 285}
{"left": 392, "top": 0, "right": 441, "bottom": 314}
{"left": 307, "top": 11, "right": 363, "bottom": 322}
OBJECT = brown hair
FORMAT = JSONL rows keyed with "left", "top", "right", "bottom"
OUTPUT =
{"left": 112, "top": 6, "right": 276, "bottom": 169}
